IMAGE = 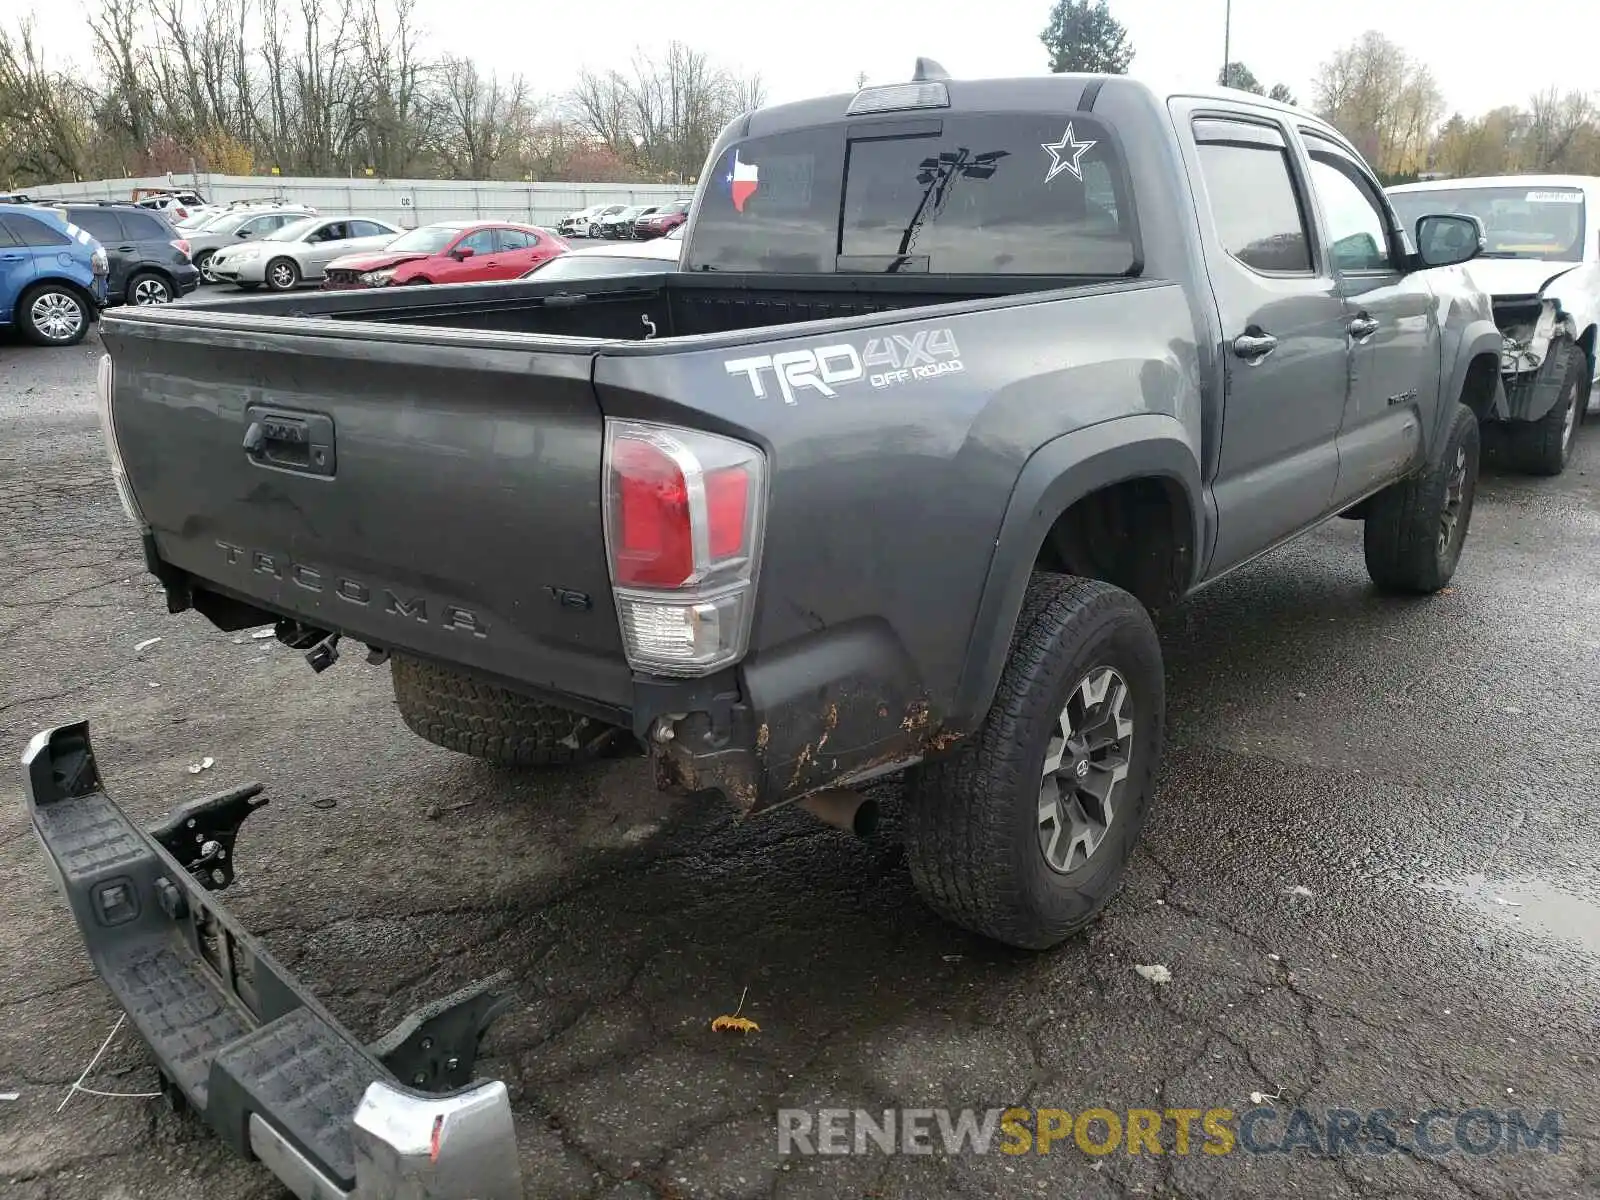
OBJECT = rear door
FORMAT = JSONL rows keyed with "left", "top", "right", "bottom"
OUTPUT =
{"left": 302, "top": 220, "right": 351, "bottom": 272}
{"left": 70, "top": 208, "right": 132, "bottom": 297}
{"left": 1179, "top": 108, "right": 1351, "bottom": 573}
{"left": 348, "top": 220, "right": 398, "bottom": 254}
{"left": 489, "top": 228, "right": 541, "bottom": 278}
{"left": 1297, "top": 130, "right": 1432, "bottom": 505}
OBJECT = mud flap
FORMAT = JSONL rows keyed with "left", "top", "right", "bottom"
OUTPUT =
{"left": 22, "top": 721, "right": 521, "bottom": 1200}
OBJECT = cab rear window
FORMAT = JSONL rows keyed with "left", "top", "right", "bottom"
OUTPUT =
{"left": 686, "top": 113, "right": 1138, "bottom": 276}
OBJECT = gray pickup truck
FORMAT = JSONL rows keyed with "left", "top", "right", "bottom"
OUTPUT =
{"left": 29, "top": 66, "right": 1499, "bottom": 1199}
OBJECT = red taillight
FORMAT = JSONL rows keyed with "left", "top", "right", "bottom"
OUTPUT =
{"left": 705, "top": 466, "right": 749, "bottom": 559}
{"left": 603, "top": 420, "right": 767, "bottom": 676}
{"left": 613, "top": 439, "right": 693, "bottom": 587}
{"left": 171, "top": 239, "right": 190, "bottom": 259}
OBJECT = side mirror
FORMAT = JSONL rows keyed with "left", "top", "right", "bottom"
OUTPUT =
{"left": 454, "top": 246, "right": 475, "bottom": 260}
{"left": 1414, "top": 213, "right": 1484, "bottom": 268}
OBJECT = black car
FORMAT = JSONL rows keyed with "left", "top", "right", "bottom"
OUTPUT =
{"left": 63, "top": 203, "right": 200, "bottom": 306}
{"left": 596, "top": 205, "right": 657, "bottom": 239}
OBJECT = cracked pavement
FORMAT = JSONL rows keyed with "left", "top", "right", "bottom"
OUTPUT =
{"left": 1, "top": 331, "right": 1598, "bottom": 1200}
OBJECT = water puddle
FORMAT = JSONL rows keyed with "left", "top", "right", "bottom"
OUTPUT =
{"left": 1420, "top": 874, "right": 1600, "bottom": 954}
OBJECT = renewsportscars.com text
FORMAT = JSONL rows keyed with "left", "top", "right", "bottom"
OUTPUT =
{"left": 777, "top": 1106, "right": 1563, "bottom": 1158}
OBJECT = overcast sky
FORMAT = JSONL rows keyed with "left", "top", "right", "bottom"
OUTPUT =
{"left": 19, "top": 0, "right": 1600, "bottom": 118}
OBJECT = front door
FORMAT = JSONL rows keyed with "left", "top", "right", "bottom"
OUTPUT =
{"left": 304, "top": 221, "right": 351, "bottom": 273}
{"left": 1299, "top": 132, "right": 1435, "bottom": 505}
{"left": 1185, "top": 112, "right": 1352, "bottom": 574}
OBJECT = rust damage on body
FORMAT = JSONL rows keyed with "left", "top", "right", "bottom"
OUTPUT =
{"left": 651, "top": 689, "right": 970, "bottom": 817}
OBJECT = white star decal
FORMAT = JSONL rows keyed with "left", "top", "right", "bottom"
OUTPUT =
{"left": 1040, "top": 123, "right": 1097, "bottom": 183}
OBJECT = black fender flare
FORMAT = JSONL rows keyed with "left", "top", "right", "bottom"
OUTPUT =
{"left": 1446, "top": 319, "right": 1506, "bottom": 423}
{"left": 948, "top": 414, "right": 1204, "bottom": 730}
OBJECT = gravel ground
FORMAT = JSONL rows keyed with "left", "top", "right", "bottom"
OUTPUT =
{"left": 1, "top": 328, "right": 1597, "bottom": 1200}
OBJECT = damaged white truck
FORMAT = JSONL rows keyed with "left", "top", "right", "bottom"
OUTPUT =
{"left": 1389, "top": 175, "right": 1597, "bottom": 475}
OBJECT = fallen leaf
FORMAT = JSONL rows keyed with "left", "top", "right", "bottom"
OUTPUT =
{"left": 710, "top": 986, "right": 760, "bottom": 1034}
{"left": 251, "top": 628, "right": 275, "bottom": 640}
{"left": 1283, "top": 885, "right": 1314, "bottom": 897}
{"left": 134, "top": 637, "right": 162, "bottom": 653}
{"left": 1134, "top": 964, "right": 1172, "bottom": 984}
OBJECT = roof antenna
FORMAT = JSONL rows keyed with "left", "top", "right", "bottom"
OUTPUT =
{"left": 912, "top": 57, "right": 950, "bottom": 82}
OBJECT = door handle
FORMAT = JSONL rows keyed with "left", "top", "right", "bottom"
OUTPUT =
{"left": 116, "top": 245, "right": 137, "bottom": 253}
{"left": 1232, "top": 331, "right": 1279, "bottom": 363}
{"left": 1349, "top": 315, "right": 1380, "bottom": 341}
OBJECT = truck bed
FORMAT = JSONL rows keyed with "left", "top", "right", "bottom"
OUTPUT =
{"left": 186, "top": 271, "right": 1092, "bottom": 340}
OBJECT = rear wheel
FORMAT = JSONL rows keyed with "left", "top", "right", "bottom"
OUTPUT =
{"left": 265, "top": 257, "right": 300, "bottom": 291}
{"left": 1364, "top": 402, "right": 1479, "bottom": 593}
{"left": 128, "top": 271, "right": 173, "bottom": 305}
{"left": 390, "top": 654, "right": 624, "bottom": 767}
{"left": 18, "top": 284, "right": 89, "bottom": 346}
{"left": 1504, "top": 351, "right": 1585, "bottom": 476}
{"left": 903, "top": 574, "right": 1163, "bottom": 950}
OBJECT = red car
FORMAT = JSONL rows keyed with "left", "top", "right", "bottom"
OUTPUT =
{"left": 322, "top": 221, "right": 567, "bottom": 288}
{"left": 632, "top": 199, "right": 692, "bottom": 240}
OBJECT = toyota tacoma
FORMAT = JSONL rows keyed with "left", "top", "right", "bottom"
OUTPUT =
{"left": 28, "top": 65, "right": 1501, "bottom": 1199}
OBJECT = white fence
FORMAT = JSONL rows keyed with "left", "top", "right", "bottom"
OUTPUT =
{"left": 22, "top": 175, "right": 691, "bottom": 230}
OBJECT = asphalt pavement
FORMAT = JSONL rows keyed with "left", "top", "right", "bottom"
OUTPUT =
{"left": 1, "top": 329, "right": 1597, "bottom": 1200}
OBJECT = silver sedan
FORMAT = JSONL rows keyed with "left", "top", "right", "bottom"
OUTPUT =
{"left": 208, "top": 215, "right": 402, "bottom": 290}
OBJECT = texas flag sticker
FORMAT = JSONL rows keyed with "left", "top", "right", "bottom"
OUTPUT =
{"left": 725, "top": 151, "right": 759, "bottom": 212}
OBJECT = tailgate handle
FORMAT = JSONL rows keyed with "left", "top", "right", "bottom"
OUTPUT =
{"left": 243, "top": 405, "right": 336, "bottom": 477}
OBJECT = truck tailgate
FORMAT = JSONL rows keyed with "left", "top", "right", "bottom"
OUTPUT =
{"left": 103, "top": 317, "right": 631, "bottom": 710}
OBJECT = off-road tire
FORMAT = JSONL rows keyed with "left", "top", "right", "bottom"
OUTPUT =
{"left": 1364, "top": 402, "right": 1479, "bottom": 593}
{"left": 1505, "top": 351, "right": 1585, "bottom": 476}
{"left": 903, "top": 574, "right": 1164, "bottom": 950}
{"left": 391, "top": 654, "right": 621, "bottom": 767}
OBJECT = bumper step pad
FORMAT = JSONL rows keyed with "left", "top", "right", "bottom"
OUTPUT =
{"left": 23, "top": 721, "right": 521, "bottom": 1200}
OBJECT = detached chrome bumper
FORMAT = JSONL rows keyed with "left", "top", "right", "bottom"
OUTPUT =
{"left": 22, "top": 722, "right": 521, "bottom": 1199}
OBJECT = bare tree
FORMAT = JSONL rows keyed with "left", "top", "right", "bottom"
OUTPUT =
{"left": 1313, "top": 31, "right": 1442, "bottom": 176}
{"left": 434, "top": 55, "right": 534, "bottom": 179}
{"left": 0, "top": 20, "right": 94, "bottom": 183}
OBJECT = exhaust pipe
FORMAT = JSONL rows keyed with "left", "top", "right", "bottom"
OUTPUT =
{"left": 797, "top": 789, "right": 879, "bottom": 837}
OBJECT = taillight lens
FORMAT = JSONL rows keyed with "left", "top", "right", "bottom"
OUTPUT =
{"left": 603, "top": 420, "right": 766, "bottom": 675}
{"left": 171, "top": 239, "right": 191, "bottom": 259}
{"left": 96, "top": 354, "right": 147, "bottom": 529}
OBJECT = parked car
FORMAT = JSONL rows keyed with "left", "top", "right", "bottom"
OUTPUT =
{"left": 557, "top": 203, "right": 623, "bottom": 238}
{"left": 185, "top": 205, "right": 318, "bottom": 284}
{"left": 0, "top": 204, "right": 109, "bottom": 344}
{"left": 66, "top": 67, "right": 1499, "bottom": 1198}
{"left": 133, "top": 189, "right": 212, "bottom": 223}
{"left": 322, "top": 221, "right": 567, "bottom": 289}
{"left": 632, "top": 199, "right": 691, "bottom": 239}
{"left": 1388, "top": 175, "right": 1598, "bottom": 473}
{"left": 519, "top": 225, "right": 683, "bottom": 279}
{"left": 63, "top": 204, "right": 198, "bottom": 306}
{"left": 207, "top": 215, "right": 402, "bottom": 290}
{"left": 594, "top": 204, "right": 655, "bottom": 238}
